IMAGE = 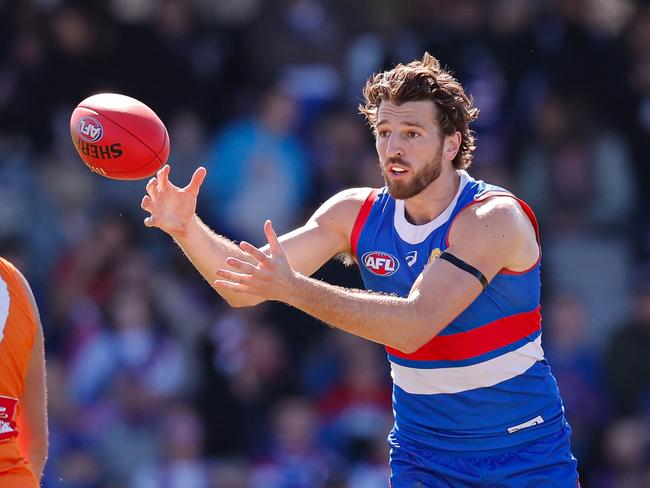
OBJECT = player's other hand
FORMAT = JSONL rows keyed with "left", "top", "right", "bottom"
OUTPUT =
{"left": 141, "top": 165, "right": 207, "bottom": 238}
{"left": 214, "top": 220, "right": 298, "bottom": 303}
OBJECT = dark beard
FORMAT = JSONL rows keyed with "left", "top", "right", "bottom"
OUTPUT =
{"left": 381, "top": 147, "right": 443, "bottom": 200}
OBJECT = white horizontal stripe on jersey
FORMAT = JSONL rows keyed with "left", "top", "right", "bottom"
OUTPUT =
{"left": 390, "top": 336, "right": 544, "bottom": 395}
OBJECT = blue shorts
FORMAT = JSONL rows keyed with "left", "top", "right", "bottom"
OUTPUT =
{"left": 389, "top": 426, "right": 579, "bottom": 488}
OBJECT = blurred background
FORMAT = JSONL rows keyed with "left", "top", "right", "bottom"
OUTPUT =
{"left": 1, "top": 0, "right": 650, "bottom": 486}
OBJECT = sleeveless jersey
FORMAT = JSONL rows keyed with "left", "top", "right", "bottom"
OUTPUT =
{"left": 0, "top": 258, "right": 39, "bottom": 486}
{"left": 351, "top": 171, "right": 568, "bottom": 453}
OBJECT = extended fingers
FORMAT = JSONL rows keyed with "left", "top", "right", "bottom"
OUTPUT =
{"left": 227, "top": 256, "right": 258, "bottom": 271}
{"left": 146, "top": 177, "right": 158, "bottom": 199}
{"left": 156, "top": 165, "right": 171, "bottom": 192}
{"left": 239, "top": 241, "right": 269, "bottom": 263}
{"left": 141, "top": 195, "right": 155, "bottom": 227}
{"left": 213, "top": 269, "right": 257, "bottom": 293}
{"left": 215, "top": 268, "right": 251, "bottom": 281}
{"left": 185, "top": 167, "right": 207, "bottom": 196}
{"left": 141, "top": 195, "right": 152, "bottom": 212}
{"left": 225, "top": 257, "right": 258, "bottom": 272}
{"left": 264, "top": 220, "right": 286, "bottom": 258}
{"left": 213, "top": 279, "right": 253, "bottom": 293}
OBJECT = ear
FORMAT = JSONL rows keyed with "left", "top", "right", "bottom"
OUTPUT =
{"left": 444, "top": 131, "right": 462, "bottom": 162}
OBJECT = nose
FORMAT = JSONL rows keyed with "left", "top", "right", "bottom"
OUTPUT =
{"left": 385, "top": 134, "right": 404, "bottom": 159}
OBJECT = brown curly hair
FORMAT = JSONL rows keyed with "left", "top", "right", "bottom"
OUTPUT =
{"left": 359, "top": 52, "right": 480, "bottom": 170}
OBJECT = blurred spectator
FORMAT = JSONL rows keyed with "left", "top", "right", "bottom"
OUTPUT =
{"left": 49, "top": 212, "right": 136, "bottom": 329}
{"left": 95, "top": 374, "right": 161, "bottom": 486}
{"left": 605, "top": 282, "right": 650, "bottom": 416}
{"left": 543, "top": 292, "right": 606, "bottom": 469}
{"left": 345, "top": 425, "right": 392, "bottom": 488}
{"left": 202, "top": 84, "right": 311, "bottom": 242}
{"left": 209, "top": 458, "right": 251, "bottom": 488}
{"left": 131, "top": 403, "right": 211, "bottom": 488}
{"left": 251, "top": 396, "right": 340, "bottom": 488}
{"left": 310, "top": 109, "right": 382, "bottom": 200}
{"left": 517, "top": 93, "right": 636, "bottom": 232}
{"left": 66, "top": 284, "right": 187, "bottom": 407}
{"left": 198, "top": 306, "right": 294, "bottom": 457}
{"left": 591, "top": 416, "right": 650, "bottom": 488}
{"left": 517, "top": 92, "right": 636, "bottom": 347}
{"left": 240, "top": 0, "right": 359, "bottom": 108}
{"left": 43, "top": 358, "right": 104, "bottom": 488}
{"left": 317, "top": 338, "right": 392, "bottom": 461}
{"left": 621, "top": 7, "right": 650, "bottom": 261}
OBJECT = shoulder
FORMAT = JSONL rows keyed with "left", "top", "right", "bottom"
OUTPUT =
{"left": 307, "top": 187, "right": 379, "bottom": 251}
{"left": 0, "top": 257, "right": 15, "bottom": 275}
{"left": 448, "top": 195, "right": 539, "bottom": 273}
{"left": 0, "top": 258, "right": 27, "bottom": 295}
{"left": 452, "top": 195, "right": 532, "bottom": 241}
{"left": 0, "top": 258, "right": 41, "bottom": 339}
{"left": 311, "top": 187, "right": 378, "bottom": 224}
{"left": 9, "top": 262, "right": 41, "bottom": 321}
{"left": 330, "top": 187, "right": 379, "bottom": 204}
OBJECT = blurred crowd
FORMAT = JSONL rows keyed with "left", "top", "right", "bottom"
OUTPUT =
{"left": 1, "top": 0, "right": 650, "bottom": 487}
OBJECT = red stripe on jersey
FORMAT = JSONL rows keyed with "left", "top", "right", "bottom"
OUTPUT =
{"left": 350, "top": 189, "right": 381, "bottom": 257}
{"left": 386, "top": 307, "right": 542, "bottom": 361}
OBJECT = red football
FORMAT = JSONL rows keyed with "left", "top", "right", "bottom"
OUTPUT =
{"left": 70, "top": 93, "right": 170, "bottom": 180}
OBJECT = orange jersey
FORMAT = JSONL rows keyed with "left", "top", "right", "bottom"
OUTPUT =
{"left": 0, "top": 258, "right": 39, "bottom": 487}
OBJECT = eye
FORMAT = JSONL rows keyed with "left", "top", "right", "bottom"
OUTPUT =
{"left": 407, "top": 131, "right": 419, "bottom": 138}
{"left": 377, "top": 130, "right": 390, "bottom": 138}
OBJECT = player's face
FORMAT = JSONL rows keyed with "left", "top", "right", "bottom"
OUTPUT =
{"left": 375, "top": 100, "right": 444, "bottom": 200}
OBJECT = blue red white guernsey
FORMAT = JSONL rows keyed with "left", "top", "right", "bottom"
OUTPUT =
{"left": 351, "top": 171, "right": 570, "bottom": 454}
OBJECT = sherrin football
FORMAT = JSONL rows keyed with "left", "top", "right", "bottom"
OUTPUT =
{"left": 70, "top": 93, "right": 170, "bottom": 180}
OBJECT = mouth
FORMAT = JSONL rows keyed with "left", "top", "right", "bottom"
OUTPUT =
{"left": 386, "top": 164, "right": 410, "bottom": 177}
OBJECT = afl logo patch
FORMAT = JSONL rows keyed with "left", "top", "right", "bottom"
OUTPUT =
{"left": 362, "top": 251, "right": 399, "bottom": 276}
{"left": 77, "top": 116, "right": 104, "bottom": 143}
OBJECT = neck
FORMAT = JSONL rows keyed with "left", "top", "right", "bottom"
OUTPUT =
{"left": 403, "top": 168, "right": 461, "bottom": 225}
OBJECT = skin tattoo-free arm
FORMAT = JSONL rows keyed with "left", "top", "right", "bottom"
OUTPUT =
{"left": 141, "top": 165, "right": 370, "bottom": 307}
{"left": 214, "top": 197, "right": 538, "bottom": 353}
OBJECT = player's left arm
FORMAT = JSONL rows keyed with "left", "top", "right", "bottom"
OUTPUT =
{"left": 15, "top": 272, "right": 48, "bottom": 480}
{"left": 214, "top": 197, "right": 539, "bottom": 353}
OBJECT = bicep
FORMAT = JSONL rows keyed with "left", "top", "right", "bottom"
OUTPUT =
{"left": 408, "top": 258, "right": 484, "bottom": 339}
{"left": 445, "top": 197, "right": 534, "bottom": 281}
{"left": 259, "top": 188, "right": 370, "bottom": 277}
{"left": 407, "top": 199, "right": 527, "bottom": 337}
{"left": 272, "top": 220, "right": 350, "bottom": 277}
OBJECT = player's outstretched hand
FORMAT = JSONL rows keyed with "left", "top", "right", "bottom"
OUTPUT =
{"left": 141, "top": 165, "right": 206, "bottom": 238}
{"left": 214, "top": 220, "right": 298, "bottom": 303}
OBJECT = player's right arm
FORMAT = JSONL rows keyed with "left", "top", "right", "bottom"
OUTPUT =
{"left": 141, "top": 165, "right": 368, "bottom": 307}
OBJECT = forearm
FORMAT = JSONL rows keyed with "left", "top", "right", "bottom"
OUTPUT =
{"left": 16, "top": 413, "right": 48, "bottom": 480}
{"left": 286, "top": 274, "right": 431, "bottom": 353}
{"left": 27, "top": 441, "right": 47, "bottom": 479}
{"left": 173, "top": 215, "right": 264, "bottom": 307}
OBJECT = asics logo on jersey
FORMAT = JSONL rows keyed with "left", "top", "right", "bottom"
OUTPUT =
{"left": 406, "top": 251, "right": 418, "bottom": 267}
{"left": 362, "top": 251, "right": 399, "bottom": 276}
